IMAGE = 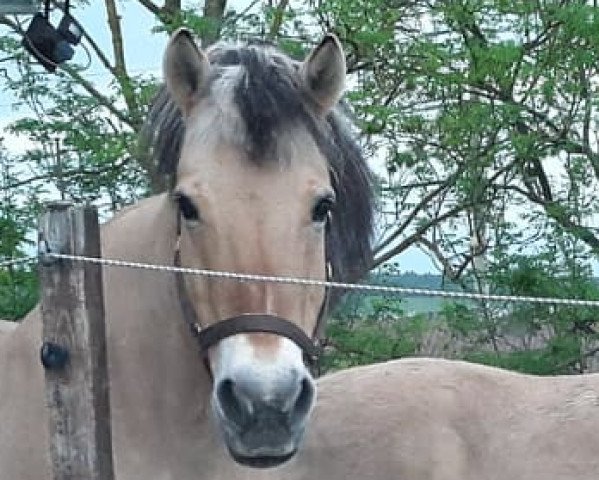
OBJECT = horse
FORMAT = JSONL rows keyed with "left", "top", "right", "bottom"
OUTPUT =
{"left": 286, "top": 357, "right": 599, "bottom": 480}
{"left": 0, "top": 28, "right": 374, "bottom": 479}
{"left": 2, "top": 29, "right": 599, "bottom": 480}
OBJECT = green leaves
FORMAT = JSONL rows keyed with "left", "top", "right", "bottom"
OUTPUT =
{"left": 0, "top": 266, "right": 38, "bottom": 322}
{"left": 445, "top": 245, "right": 599, "bottom": 375}
{"left": 322, "top": 299, "right": 429, "bottom": 372}
{"left": 1, "top": 147, "right": 39, "bottom": 320}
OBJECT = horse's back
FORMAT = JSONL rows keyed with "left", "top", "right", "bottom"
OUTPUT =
{"left": 292, "top": 357, "right": 599, "bottom": 480}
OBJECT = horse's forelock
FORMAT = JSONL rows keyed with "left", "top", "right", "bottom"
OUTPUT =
{"left": 208, "top": 43, "right": 318, "bottom": 162}
{"left": 141, "top": 41, "right": 374, "bottom": 301}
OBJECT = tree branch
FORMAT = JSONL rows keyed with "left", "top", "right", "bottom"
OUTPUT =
{"left": 59, "top": 65, "right": 131, "bottom": 126}
{"left": 4, "top": 156, "right": 135, "bottom": 190}
{"left": 105, "top": 0, "right": 140, "bottom": 128}
{"left": 418, "top": 235, "right": 473, "bottom": 281}
{"left": 504, "top": 185, "right": 599, "bottom": 253}
{"left": 373, "top": 202, "right": 473, "bottom": 269}
{"left": 268, "top": 0, "right": 289, "bottom": 39}
{"left": 136, "top": 0, "right": 161, "bottom": 16}
{"left": 202, "top": 0, "right": 227, "bottom": 47}
{"left": 136, "top": 0, "right": 181, "bottom": 22}
{"left": 374, "top": 165, "right": 466, "bottom": 256}
{"left": 105, "top": 0, "right": 127, "bottom": 76}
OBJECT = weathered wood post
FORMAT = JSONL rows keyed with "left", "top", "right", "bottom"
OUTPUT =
{"left": 39, "top": 202, "right": 115, "bottom": 480}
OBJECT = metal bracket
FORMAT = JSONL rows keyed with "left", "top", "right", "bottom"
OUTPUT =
{"left": 38, "top": 200, "right": 73, "bottom": 265}
{"left": 38, "top": 233, "right": 63, "bottom": 266}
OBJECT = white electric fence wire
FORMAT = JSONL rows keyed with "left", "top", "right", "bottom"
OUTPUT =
{"left": 27, "top": 252, "right": 599, "bottom": 308}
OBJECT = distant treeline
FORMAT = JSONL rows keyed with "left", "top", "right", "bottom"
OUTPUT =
{"left": 370, "top": 272, "right": 461, "bottom": 291}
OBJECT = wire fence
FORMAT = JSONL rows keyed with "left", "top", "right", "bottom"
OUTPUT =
{"left": 2, "top": 252, "right": 599, "bottom": 307}
{"left": 1, "top": 251, "right": 593, "bottom": 308}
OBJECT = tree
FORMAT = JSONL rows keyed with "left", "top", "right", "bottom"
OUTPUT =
{"left": 4, "top": 0, "right": 599, "bottom": 263}
{"left": 342, "top": 0, "right": 599, "bottom": 276}
{"left": 0, "top": 145, "right": 38, "bottom": 320}
{"left": 444, "top": 235, "right": 599, "bottom": 375}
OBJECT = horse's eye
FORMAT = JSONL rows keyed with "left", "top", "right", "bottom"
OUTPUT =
{"left": 175, "top": 194, "right": 199, "bottom": 222}
{"left": 312, "top": 196, "right": 334, "bottom": 224}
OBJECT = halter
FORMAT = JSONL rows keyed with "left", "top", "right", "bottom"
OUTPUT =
{"left": 174, "top": 212, "right": 329, "bottom": 372}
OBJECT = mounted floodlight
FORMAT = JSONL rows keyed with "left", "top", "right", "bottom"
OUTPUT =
{"left": 22, "top": 12, "right": 73, "bottom": 72}
{"left": 0, "top": 0, "right": 40, "bottom": 15}
{"left": 20, "top": 0, "right": 82, "bottom": 73}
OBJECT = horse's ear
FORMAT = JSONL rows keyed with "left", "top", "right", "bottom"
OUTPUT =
{"left": 300, "top": 34, "right": 346, "bottom": 115}
{"left": 163, "top": 28, "right": 210, "bottom": 116}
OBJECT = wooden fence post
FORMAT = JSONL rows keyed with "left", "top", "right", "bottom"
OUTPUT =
{"left": 39, "top": 202, "right": 115, "bottom": 480}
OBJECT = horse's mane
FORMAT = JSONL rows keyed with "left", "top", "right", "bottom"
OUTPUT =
{"left": 141, "top": 41, "right": 374, "bottom": 307}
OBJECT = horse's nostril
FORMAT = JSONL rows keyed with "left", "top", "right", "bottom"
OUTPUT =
{"left": 216, "top": 373, "right": 315, "bottom": 430}
{"left": 216, "top": 379, "right": 251, "bottom": 428}
{"left": 290, "top": 377, "right": 315, "bottom": 424}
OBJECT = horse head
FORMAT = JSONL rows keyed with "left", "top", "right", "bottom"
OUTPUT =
{"left": 144, "top": 28, "right": 373, "bottom": 467}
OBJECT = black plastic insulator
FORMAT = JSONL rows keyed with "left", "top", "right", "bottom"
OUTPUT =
{"left": 40, "top": 341, "right": 70, "bottom": 370}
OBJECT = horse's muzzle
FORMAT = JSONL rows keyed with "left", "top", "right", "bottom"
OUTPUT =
{"left": 212, "top": 351, "right": 316, "bottom": 467}
{"left": 196, "top": 313, "right": 318, "bottom": 466}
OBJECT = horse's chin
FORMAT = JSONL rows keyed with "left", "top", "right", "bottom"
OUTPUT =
{"left": 230, "top": 450, "right": 297, "bottom": 468}
{"left": 220, "top": 429, "right": 302, "bottom": 469}
{"left": 212, "top": 395, "right": 308, "bottom": 469}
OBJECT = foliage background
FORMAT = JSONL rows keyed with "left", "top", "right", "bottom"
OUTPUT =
{"left": 1, "top": 0, "right": 598, "bottom": 375}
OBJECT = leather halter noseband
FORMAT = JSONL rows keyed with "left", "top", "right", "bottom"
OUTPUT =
{"left": 174, "top": 213, "right": 329, "bottom": 369}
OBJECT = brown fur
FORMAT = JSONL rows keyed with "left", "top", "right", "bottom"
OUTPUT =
{"left": 174, "top": 140, "right": 330, "bottom": 339}
{"left": 248, "top": 332, "right": 283, "bottom": 355}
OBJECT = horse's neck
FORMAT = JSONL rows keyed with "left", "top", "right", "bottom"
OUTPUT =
{"left": 101, "top": 195, "right": 218, "bottom": 464}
